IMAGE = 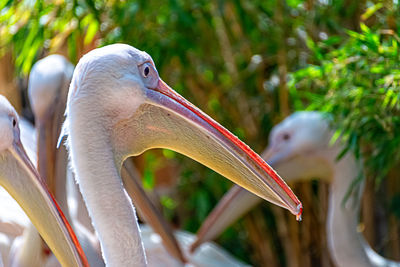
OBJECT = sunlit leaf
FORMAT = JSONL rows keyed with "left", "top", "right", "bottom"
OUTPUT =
{"left": 361, "top": 3, "right": 383, "bottom": 21}
{"left": 84, "top": 20, "right": 98, "bottom": 45}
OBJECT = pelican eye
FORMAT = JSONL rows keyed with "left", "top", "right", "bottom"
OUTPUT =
{"left": 282, "top": 133, "right": 290, "bottom": 141}
{"left": 139, "top": 62, "right": 158, "bottom": 88}
{"left": 143, "top": 66, "right": 150, "bottom": 77}
{"left": 12, "top": 118, "right": 16, "bottom": 127}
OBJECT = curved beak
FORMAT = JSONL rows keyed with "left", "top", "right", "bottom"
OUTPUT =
{"left": 36, "top": 85, "right": 68, "bottom": 204}
{"left": 37, "top": 116, "right": 57, "bottom": 195}
{"left": 1, "top": 138, "right": 88, "bottom": 267}
{"left": 137, "top": 79, "right": 302, "bottom": 219}
{"left": 121, "top": 159, "right": 187, "bottom": 263}
{"left": 190, "top": 146, "right": 295, "bottom": 252}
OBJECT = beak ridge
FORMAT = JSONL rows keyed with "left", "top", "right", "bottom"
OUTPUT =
{"left": 4, "top": 139, "right": 89, "bottom": 267}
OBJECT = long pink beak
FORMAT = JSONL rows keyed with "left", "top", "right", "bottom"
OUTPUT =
{"left": 139, "top": 79, "right": 302, "bottom": 219}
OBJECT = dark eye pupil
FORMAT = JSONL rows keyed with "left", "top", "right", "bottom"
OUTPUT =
{"left": 144, "top": 66, "right": 150, "bottom": 77}
{"left": 12, "top": 118, "right": 16, "bottom": 127}
{"left": 283, "top": 133, "right": 290, "bottom": 140}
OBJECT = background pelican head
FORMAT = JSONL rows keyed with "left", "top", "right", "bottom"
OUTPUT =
{"left": 264, "top": 111, "right": 336, "bottom": 183}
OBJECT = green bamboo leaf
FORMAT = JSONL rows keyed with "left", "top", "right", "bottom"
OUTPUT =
{"left": 84, "top": 20, "right": 98, "bottom": 45}
{"left": 143, "top": 168, "right": 155, "bottom": 190}
{"left": 361, "top": 3, "right": 383, "bottom": 21}
{"left": 359, "top": 23, "right": 370, "bottom": 34}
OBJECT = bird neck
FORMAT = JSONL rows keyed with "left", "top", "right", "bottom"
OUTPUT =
{"left": 67, "top": 102, "right": 146, "bottom": 267}
{"left": 327, "top": 151, "right": 372, "bottom": 267}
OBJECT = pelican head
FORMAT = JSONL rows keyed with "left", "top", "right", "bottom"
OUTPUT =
{"left": 28, "top": 54, "right": 74, "bottom": 123}
{"left": 0, "top": 95, "right": 88, "bottom": 267}
{"left": 64, "top": 44, "right": 302, "bottom": 217}
{"left": 264, "top": 111, "right": 335, "bottom": 182}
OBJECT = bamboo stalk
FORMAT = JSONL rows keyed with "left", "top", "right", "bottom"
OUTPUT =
{"left": 286, "top": 184, "right": 303, "bottom": 266}
{"left": 244, "top": 209, "right": 278, "bottom": 267}
{"left": 210, "top": 1, "right": 258, "bottom": 139}
{"left": 387, "top": 167, "right": 400, "bottom": 260}
{"left": 271, "top": 205, "right": 299, "bottom": 267}
{"left": 361, "top": 177, "right": 376, "bottom": 248}
{"left": 319, "top": 182, "right": 333, "bottom": 267}
{"left": 224, "top": 2, "right": 252, "bottom": 59}
{"left": 0, "top": 53, "right": 22, "bottom": 113}
{"left": 274, "top": 0, "right": 290, "bottom": 118}
{"left": 299, "top": 184, "right": 312, "bottom": 267}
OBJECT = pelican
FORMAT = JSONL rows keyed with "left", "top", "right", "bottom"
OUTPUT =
{"left": 193, "top": 111, "right": 399, "bottom": 267}
{"left": 0, "top": 94, "right": 88, "bottom": 267}
{"left": 29, "top": 54, "right": 187, "bottom": 264}
{"left": 60, "top": 44, "right": 302, "bottom": 266}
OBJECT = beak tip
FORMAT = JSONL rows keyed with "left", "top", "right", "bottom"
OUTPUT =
{"left": 296, "top": 204, "right": 303, "bottom": 221}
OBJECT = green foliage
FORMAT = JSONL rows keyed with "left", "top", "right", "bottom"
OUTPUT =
{"left": 1, "top": 1, "right": 85, "bottom": 72}
{"left": 290, "top": 22, "right": 400, "bottom": 185}
{"left": 390, "top": 194, "right": 400, "bottom": 219}
{"left": 160, "top": 195, "right": 177, "bottom": 221}
{"left": 143, "top": 152, "right": 160, "bottom": 190}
